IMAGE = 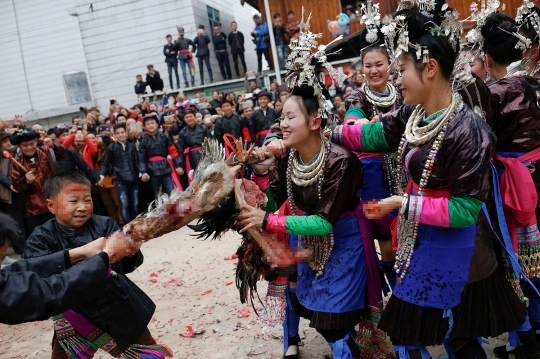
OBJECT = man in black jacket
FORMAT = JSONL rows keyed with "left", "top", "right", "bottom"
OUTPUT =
{"left": 214, "top": 100, "right": 252, "bottom": 146}
{"left": 192, "top": 25, "right": 213, "bottom": 85}
{"left": 176, "top": 27, "right": 196, "bottom": 88}
{"left": 0, "top": 211, "right": 139, "bottom": 325}
{"left": 228, "top": 21, "right": 247, "bottom": 78}
{"left": 163, "top": 34, "right": 180, "bottom": 90}
{"left": 249, "top": 90, "right": 280, "bottom": 147}
{"left": 145, "top": 64, "right": 164, "bottom": 93}
{"left": 212, "top": 25, "right": 232, "bottom": 80}
{"left": 100, "top": 124, "right": 139, "bottom": 223}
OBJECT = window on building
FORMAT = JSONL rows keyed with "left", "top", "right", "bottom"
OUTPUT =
{"left": 207, "top": 6, "right": 221, "bottom": 29}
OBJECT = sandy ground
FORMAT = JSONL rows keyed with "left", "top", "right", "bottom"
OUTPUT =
{"left": 0, "top": 226, "right": 507, "bottom": 358}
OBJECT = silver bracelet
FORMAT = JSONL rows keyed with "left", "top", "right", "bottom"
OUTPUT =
{"left": 399, "top": 194, "right": 409, "bottom": 216}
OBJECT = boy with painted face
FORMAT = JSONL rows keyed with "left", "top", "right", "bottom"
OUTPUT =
{"left": 24, "top": 172, "right": 172, "bottom": 359}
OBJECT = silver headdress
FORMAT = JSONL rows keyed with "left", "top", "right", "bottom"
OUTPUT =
{"left": 465, "top": 1, "right": 507, "bottom": 59}
{"left": 285, "top": 8, "right": 347, "bottom": 119}
{"left": 359, "top": 0, "right": 381, "bottom": 44}
{"left": 517, "top": 0, "right": 540, "bottom": 40}
{"left": 381, "top": 3, "right": 462, "bottom": 71}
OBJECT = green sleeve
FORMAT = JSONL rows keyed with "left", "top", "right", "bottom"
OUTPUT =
{"left": 344, "top": 107, "right": 367, "bottom": 120}
{"left": 361, "top": 122, "right": 396, "bottom": 154}
{"left": 261, "top": 186, "right": 277, "bottom": 212}
{"left": 449, "top": 197, "right": 484, "bottom": 228}
{"left": 285, "top": 215, "right": 333, "bottom": 235}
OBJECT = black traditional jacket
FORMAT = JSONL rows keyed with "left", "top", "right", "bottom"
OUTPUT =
{"left": 176, "top": 124, "right": 213, "bottom": 170}
{"left": 24, "top": 215, "right": 154, "bottom": 351}
{"left": 249, "top": 107, "right": 280, "bottom": 147}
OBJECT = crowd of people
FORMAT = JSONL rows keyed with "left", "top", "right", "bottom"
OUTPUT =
{"left": 6, "top": 0, "right": 540, "bottom": 359}
{"left": 134, "top": 11, "right": 301, "bottom": 92}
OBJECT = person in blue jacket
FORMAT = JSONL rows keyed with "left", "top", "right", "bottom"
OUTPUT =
{"left": 251, "top": 14, "right": 273, "bottom": 73}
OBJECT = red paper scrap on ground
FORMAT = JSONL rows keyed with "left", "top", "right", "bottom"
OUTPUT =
{"left": 225, "top": 281, "right": 233, "bottom": 286}
{"left": 150, "top": 272, "right": 158, "bottom": 277}
{"left": 207, "top": 306, "right": 215, "bottom": 313}
{"left": 224, "top": 254, "right": 238, "bottom": 260}
{"left": 150, "top": 279, "right": 158, "bottom": 284}
{"left": 238, "top": 307, "right": 254, "bottom": 318}
{"left": 201, "top": 290, "right": 213, "bottom": 296}
{"left": 179, "top": 325, "right": 195, "bottom": 337}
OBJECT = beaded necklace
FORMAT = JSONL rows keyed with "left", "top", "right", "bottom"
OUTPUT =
{"left": 286, "top": 139, "right": 334, "bottom": 276}
{"left": 394, "top": 97, "right": 463, "bottom": 283}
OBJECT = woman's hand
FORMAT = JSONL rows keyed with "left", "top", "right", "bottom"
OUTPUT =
{"left": 267, "top": 139, "right": 287, "bottom": 158}
{"left": 363, "top": 195, "right": 403, "bottom": 219}
{"left": 237, "top": 205, "right": 266, "bottom": 233}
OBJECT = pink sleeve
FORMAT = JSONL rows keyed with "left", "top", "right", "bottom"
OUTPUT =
{"left": 409, "top": 195, "right": 451, "bottom": 227}
{"left": 266, "top": 213, "right": 287, "bottom": 234}
{"left": 334, "top": 124, "right": 363, "bottom": 152}
{"left": 250, "top": 173, "right": 270, "bottom": 190}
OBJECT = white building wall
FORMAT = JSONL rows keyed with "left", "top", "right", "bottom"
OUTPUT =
{"left": 74, "top": 0, "right": 258, "bottom": 113}
{"left": 0, "top": 0, "right": 90, "bottom": 120}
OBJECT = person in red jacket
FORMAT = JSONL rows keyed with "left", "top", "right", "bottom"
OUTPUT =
{"left": 62, "top": 125, "right": 98, "bottom": 170}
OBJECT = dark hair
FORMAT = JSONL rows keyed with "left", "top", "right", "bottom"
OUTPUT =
{"left": 358, "top": 26, "right": 389, "bottom": 62}
{"left": 166, "top": 34, "right": 172, "bottom": 38}
{"left": 231, "top": 21, "right": 237, "bottom": 25}
{"left": 273, "top": 13, "right": 281, "bottom": 19}
{"left": 72, "top": 116, "right": 82, "bottom": 123}
{"left": 334, "top": 95, "right": 343, "bottom": 101}
{"left": 47, "top": 128, "right": 58, "bottom": 136}
{"left": 253, "top": 14, "right": 260, "bottom": 19}
{"left": 481, "top": 12, "right": 522, "bottom": 65}
{"left": 289, "top": 85, "right": 330, "bottom": 128}
{"left": 147, "top": 64, "right": 154, "bottom": 69}
{"left": 116, "top": 113, "right": 127, "bottom": 122}
{"left": 143, "top": 113, "right": 159, "bottom": 125}
{"left": 287, "top": 11, "right": 294, "bottom": 16}
{"left": 0, "top": 213, "right": 20, "bottom": 248}
{"left": 136, "top": 74, "right": 142, "bottom": 78}
{"left": 396, "top": 5, "right": 458, "bottom": 80}
{"left": 113, "top": 123, "right": 126, "bottom": 132}
{"left": 87, "top": 130, "right": 96, "bottom": 136}
{"left": 45, "top": 172, "right": 91, "bottom": 199}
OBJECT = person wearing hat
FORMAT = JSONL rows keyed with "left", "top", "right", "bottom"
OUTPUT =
{"left": 138, "top": 113, "right": 183, "bottom": 197}
{"left": 9, "top": 130, "right": 56, "bottom": 238}
{"left": 176, "top": 108, "right": 213, "bottom": 186}
{"left": 214, "top": 99, "right": 252, "bottom": 150}
{"left": 192, "top": 25, "right": 213, "bottom": 85}
{"left": 175, "top": 27, "right": 196, "bottom": 88}
{"left": 249, "top": 90, "right": 280, "bottom": 147}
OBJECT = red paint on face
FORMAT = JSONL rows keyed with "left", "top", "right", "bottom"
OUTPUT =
{"left": 49, "top": 183, "right": 93, "bottom": 228}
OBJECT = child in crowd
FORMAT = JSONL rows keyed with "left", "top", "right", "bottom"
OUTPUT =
{"left": 138, "top": 113, "right": 183, "bottom": 197}
{"left": 24, "top": 172, "right": 172, "bottom": 359}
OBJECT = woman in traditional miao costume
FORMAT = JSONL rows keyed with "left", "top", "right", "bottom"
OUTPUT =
{"left": 236, "top": 14, "right": 383, "bottom": 359}
{"left": 475, "top": 11, "right": 540, "bottom": 359}
{"left": 344, "top": 24, "right": 403, "bottom": 294}
{"left": 332, "top": 6, "right": 526, "bottom": 359}
{"left": 517, "top": 4, "right": 540, "bottom": 80}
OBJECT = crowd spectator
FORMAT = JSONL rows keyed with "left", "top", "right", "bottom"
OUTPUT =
{"left": 269, "top": 81, "right": 279, "bottom": 101}
{"left": 251, "top": 14, "right": 272, "bottom": 73}
{"left": 176, "top": 108, "right": 213, "bottom": 185}
{"left": 146, "top": 65, "right": 164, "bottom": 93}
{"left": 134, "top": 75, "right": 146, "bottom": 96}
{"left": 209, "top": 91, "right": 221, "bottom": 114}
{"left": 100, "top": 124, "right": 139, "bottom": 223}
{"left": 94, "top": 130, "right": 123, "bottom": 225}
{"left": 212, "top": 25, "right": 232, "bottom": 81}
{"left": 31, "top": 124, "right": 47, "bottom": 142}
{"left": 62, "top": 122, "right": 98, "bottom": 170}
{"left": 138, "top": 113, "right": 183, "bottom": 197}
{"left": 286, "top": 11, "right": 300, "bottom": 40}
{"left": 163, "top": 35, "right": 180, "bottom": 90}
{"left": 272, "top": 13, "right": 288, "bottom": 70}
{"left": 214, "top": 100, "right": 251, "bottom": 148}
{"left": 228, "top": 22, "right": 247, "bottom": 78}
{"left": 249, "top": 90, "right": 280, "bottom": 147}
{"left": 193, "top": 25, "right": 213, "bottom": 85}
{"left": 176, "top": 27, "right": 196, "bottom": 88}
{"left": 345, "top": 5, "right": 357, "bottom": 20}
{"left": 344, "top": 85, "right": 354, "bottom": 97}
{"left": 274, "top": 100, "right": 283, "bottom": 111}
